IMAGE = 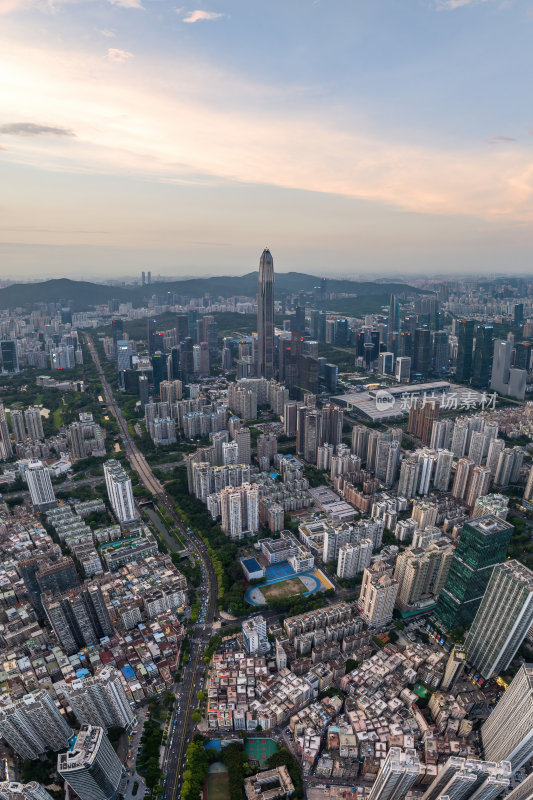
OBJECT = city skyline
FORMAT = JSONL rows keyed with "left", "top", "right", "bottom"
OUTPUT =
{"left": 1, "top": 1, "right": 533, "bottom": 276}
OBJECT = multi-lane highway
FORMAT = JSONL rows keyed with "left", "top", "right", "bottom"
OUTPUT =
{"left": 85, "top": 334, "right": 218, "bottom": 800}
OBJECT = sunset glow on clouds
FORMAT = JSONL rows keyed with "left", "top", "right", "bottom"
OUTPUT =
{"left": 0, "top": 1, "right": 532, "bottom": 276}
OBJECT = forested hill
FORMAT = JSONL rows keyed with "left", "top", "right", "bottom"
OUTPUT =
{"left": 0, "top": 273, "right": 427, "bottom": 311}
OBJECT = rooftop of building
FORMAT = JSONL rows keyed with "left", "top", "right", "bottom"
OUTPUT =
{"left": 58, "top": 725, "right": 103, "bottom": 770}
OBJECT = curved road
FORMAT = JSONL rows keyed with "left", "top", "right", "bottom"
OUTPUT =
{"left": 85, "top": 334, "right": 218, "bottom": 800}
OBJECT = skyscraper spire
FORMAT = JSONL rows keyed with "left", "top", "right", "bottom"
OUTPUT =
{"left": 257, "top": 248, "right": 275, "bottom": 379}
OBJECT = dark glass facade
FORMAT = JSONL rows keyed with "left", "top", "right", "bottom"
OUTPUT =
{"left": 434, "top": 515, "right": 513, "bottom": 631}
{"left": 455, "top": 319, "right": 475, "bottom": 384}
{"left": 471, "top": 324, "right": 494, "bottom": 389}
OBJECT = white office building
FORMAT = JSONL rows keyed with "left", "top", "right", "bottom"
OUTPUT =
{"left": 395, "top": 357, "right": 411, "bottom": 383}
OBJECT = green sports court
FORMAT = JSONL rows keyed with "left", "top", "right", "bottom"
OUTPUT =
{"left": 244, "top": 738, "right": 278, "bottom": 764}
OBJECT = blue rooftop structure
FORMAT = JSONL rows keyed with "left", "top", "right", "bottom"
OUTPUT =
{"left": 121, "top": 665, "right": 135, "bottom": 680}
{"left": 242, "top": 557, "right": 262, "bottom": 573}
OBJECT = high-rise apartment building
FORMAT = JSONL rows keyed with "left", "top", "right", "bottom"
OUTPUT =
{"left": 434, "top": 515, "right": 514, "bottom": 630}
{"left": 26, "top": 460, "right": 56, "bottom": 509}
{"left": 242, "top": 615, "right": 269, "bottom": 654}
{"left": 0, "top": 782, "right": 55, "bottom": 799}
{"left": 236, "top": 426, "right": 252, "bottom": 466}
{"left": 10, "top": 409, "right": 26, "bottom": 442}
{"left": 411, "top": 500, "right": 438, "bottom": 530}
{"left": 219, "top": 483, "right": 259, "bottom": 539}
{"left": 0, "top": 690, "right": 73, "bottom": 760}
{"left": 58, "top": 725, "right": 125, "bottom": 800}
{"left": 472, "top": 493, "right": 509, "bottom": 520}
{"left": 0, "top": 403, "right": 14, "bottom": 461}
{"left": 58, "top": 667, "right": 135, "bottom": 732}
{"left": 482, "top": 664, "right": 533, "bottom": 770}
{"left": 465, "top": 560, "right": 533, "bottom": 680}
{"left": 367, "top": 747, "right": 420, "bottom": 800}
{"left": 433, "top": 449, "right": 454, "bottom": 491}
{"left": 420, "top": 756, "right": 511, "bottom": 800}
{"left": 451, "top": 457, "right": 474, "bottom": 502}
{"left": 440, "top": 645, "right": 466, "bottom": 691}
{"left": 337, "top": 539, "right": 373, "bottom": 579}
{"left": 465, "top": 466, "right": 492, "bottom": 508}
{"left": 494, "top": 447, "right": 524, "bottom": 488}
{"left": 43, "top": 585, "right": 114, "bottom": 655}
{"left": 351, "top": 425, "right": 370, "bottom": 462}
{"left": 430, "top": 419, "right": 453, "bottom": 450}
{"left": 486, "top": 437, "right": 506, "bottom": 476}
{"left": 398, "top": 457, "right": 420, "bottom": 499}
{"left": 257, "top": 248, "right": 275, "bottom": 379}
{"left": 407, "top": 398, "right": 440, "bottom": 445}
{"left": 524, "top": 464, "right": 533, "bottom": 507}
{"left": 504, "top": 772, "right": 533, "bottom": 800}
{"left": 359, "top": 561, "right": 399, "bottom": 629}
{"left": 394, "top": 540, "right": 453, "bottom": 614}
{"left": 103, "top": 460, "right": 137, "bottom": 523}
{"left": 24, "top": 407, "right": 44, "bottom": 441}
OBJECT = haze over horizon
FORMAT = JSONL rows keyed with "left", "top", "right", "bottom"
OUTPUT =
{"left": 1, "top": 0, "right": 533, "bottom": 278}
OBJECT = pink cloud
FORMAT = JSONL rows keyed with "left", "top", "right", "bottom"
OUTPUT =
{"left": 107, "top": 48, "right": 134, "bottom": 63}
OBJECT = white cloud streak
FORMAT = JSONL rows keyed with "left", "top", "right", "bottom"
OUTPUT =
{"left": 182, "top": 9, "right": 224, "bottom": 22}
{"left": 436, "top": 0, "right": 489, "bottom": 9}
{"left": 0, "top": 0, "right": 142, "bottom": 13}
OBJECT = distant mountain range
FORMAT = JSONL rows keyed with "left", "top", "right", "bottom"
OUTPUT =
{"left": 0, "top": 273, "right": 427, "bottom": 311}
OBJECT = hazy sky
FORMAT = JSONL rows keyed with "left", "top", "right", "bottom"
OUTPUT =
{"left": 1, "top": 0, "right": 532, "bottom": 280}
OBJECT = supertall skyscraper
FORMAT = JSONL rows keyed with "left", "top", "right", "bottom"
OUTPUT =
{"left": 257, "top": 248, "right": 275, "bottom": 379}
